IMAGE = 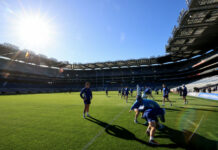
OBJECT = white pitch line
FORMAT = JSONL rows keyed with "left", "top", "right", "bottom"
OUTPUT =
{"left": 187, "top": 119, "right": 197, "bottom": 127}
{"left": 188, "top": 115, "right": 205, "bottom": 141}
{"left": 82, "top": 107, "right": 127, "bottom": 150}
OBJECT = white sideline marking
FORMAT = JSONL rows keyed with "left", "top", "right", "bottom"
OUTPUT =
{"left": 188, "top": 115, "right": 204, "bottom": 141}
{"left": 187, "top": 119, "right": 197, "bottom": 127}
{"left": 82, "top": 108, "right": 127, "bottom": 150}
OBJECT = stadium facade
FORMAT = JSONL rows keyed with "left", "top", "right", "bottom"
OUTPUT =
{"left": 0, "top": 0, "right": 218, "bottom": 94}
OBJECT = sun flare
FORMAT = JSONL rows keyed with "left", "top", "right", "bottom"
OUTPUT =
{"left": 15, "top": 13, "right": 53, "bottom": 47}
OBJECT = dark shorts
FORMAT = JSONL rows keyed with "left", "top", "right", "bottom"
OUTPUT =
{"left": 143, "top": 109, "right": 158, "bottom": 123}
{"left": 183, "top": 93, "right": 187, "bottom": 97}
{"left": 163, "top": 95, "right": 168, "bottom": 98}
{"left": 84, "top": 99, "right": 91, "bottom": 104}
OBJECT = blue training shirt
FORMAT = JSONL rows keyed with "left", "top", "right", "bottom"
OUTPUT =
{"left": 163, "top": 87, "right": 169, "bottom": 96}
{"left": 183, "top": 86, "right": 187, "bottom": 94}
{"left": 125, "top": 88, "right": 129, "bottom": 95}
{"left": 130, "top": 99, "right": 160, "bottom": 110}
{"left": 80, "top": 88, "right": 92, "bottom": 100}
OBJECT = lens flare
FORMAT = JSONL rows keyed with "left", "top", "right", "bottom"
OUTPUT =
{"left": 15, "top": 13, "right": 52, "bottom": 47}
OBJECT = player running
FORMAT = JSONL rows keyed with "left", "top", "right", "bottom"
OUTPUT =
{"left": 80, "top": 82, "right": 93, "bottom": 118}
{"left": 129, "top": 95, "right": 165, "bottom": 145}
{"left": 162, "top": 84, "right": 172, "bottom": 106}
{"left": 182, "top": 84, "right": 188, "bottom": 104}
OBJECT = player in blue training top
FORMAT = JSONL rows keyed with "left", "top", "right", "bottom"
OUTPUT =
{"left": 129, "top": 96, "right": 160, "bottom": 123}
{"left": 130, "top": 88, "right": 134, "bottom": 97}
{"left": 124, "top": 87, "right": 129, "bottom": 103}
{"left": 105, "top": 88, "right": 108, "bottom": 96}
{"left": 118, "top": 88, "right": 121, "bottom": 96}
{"left": 143, "top": 86, "right": 154, "bottom": 100}
{"left": 129, "top": 95, "right": 165, "bottom": 145}
{"left": 121, "top": 88, "right": 125, "bottom": 99}
{"left": 182, "top": 84, "right": 188, "bottom": 104}
{"left": 162, "top": 84, "right": 172, "bottom": 106}
{"left": 80, "top": 82, "right": 93, "bottom": 118}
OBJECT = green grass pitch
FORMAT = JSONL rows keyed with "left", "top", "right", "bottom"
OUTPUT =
{"left": 0, "top": 91, "right": 218, "bottom": 150}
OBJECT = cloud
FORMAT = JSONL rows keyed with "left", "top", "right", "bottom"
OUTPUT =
{"left": 120, "top": 32, "right": 126, "bottom": 42}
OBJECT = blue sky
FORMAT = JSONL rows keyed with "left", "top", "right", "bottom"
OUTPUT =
{"left": 0, "top": 0, "right": 187, "bottom": 63}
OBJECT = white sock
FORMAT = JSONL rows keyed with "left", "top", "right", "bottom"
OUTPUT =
{"left": 86, "top": 112, "right": 89, "bottom": 115}
{"left": 150, "top": 136, "right": 154, "bottom": 141}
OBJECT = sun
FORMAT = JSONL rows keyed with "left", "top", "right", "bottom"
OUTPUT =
{"left": 15, "top": 13, "right": 53, "bottom": 47}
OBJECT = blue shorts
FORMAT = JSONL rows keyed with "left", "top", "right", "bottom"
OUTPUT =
{"left": 143, "top": 109, "right": 158, "bottom": 123}
{"left": 84, "top": 99, "right": 91, "bottom": 104}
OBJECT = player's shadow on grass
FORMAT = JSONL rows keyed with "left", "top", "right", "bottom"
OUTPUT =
{"left": 156, "top": 126, "right": 217, "bottom": 150}
{"left": 85, "top": 116, "right": 153, "bottom": 146}
{"left": 86, "top": 117, "right": 217, "bottom": 149}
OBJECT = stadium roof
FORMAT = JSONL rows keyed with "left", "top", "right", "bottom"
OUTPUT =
{"left": 166, "top": 0, "right": 218, "bottom": 60}
{"left": 0, "top": 0, "right": 217, "bottom": 70}
{"left": 0, "top": 43, "right": 69, "bottom": 68}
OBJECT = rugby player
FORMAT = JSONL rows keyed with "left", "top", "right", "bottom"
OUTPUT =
{"left": 121, "top": 88, "right": 125, "bottom": 99}
{"left": 162, "top": 84, "right": 172, "bottom": 106}
{"left": 105, "top": 88, "right": 108, "bottom": 96}
{"left": 143, "top": 86, "right": 154, "bottom": 100}
{"left": 182, "top": 84, "right": 188, "bottom": 104}
{"left": 129, "top": 95, "right": 165, "bottom": 145}
{"left": 124, "top": 87, "right": 129, "bottom": 103}
{"left": 130, "top": 88, "right": 134, "bottom": 97}
{"left": 80, "top": 82, "right": 93, "bottom": 118}
{"left": 118, "top": 88, "right": 121, "bottom": 96}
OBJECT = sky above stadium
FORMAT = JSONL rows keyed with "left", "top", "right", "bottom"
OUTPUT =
{"left": 0, "top": 0, "right": 187, "bottom": 63}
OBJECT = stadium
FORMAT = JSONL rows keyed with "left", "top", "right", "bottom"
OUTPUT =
{"left": 0, "top": 0, "right": 218, "bottom": 150}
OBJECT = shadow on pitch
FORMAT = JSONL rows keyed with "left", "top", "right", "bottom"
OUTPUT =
{"left": 178, "top": 106, "right": 218, "bottom": 112}
{"left": 85, "top": 116, "right": 217, "bottom": 149}
{"left": 156, "top": 126, "right": 217, "bottom": 150}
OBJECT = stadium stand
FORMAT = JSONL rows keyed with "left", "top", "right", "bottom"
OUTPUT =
{"left": 0, "top": 0, "right": 218, "bottom": 94}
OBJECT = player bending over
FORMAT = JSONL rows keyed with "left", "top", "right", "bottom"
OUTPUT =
{"left": 143, "top": 106, "right": 165, "bottom": 145}
{"left": 162, "top": 84, "right": 172, "bottom": 106}
{"left": 129, "top": 95, "right": 165, "bottom": 145}
{"left": 143, "top": 86, "right": 154, "bottom": 100}
{"left": 80, "top": 82, "right": 93, "bottom": 118}
{"left": 129, "top": 96, "right": 145, "bottom": 123}
{"left": 129, "top": 96, "right": 162, "bottom": 124}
